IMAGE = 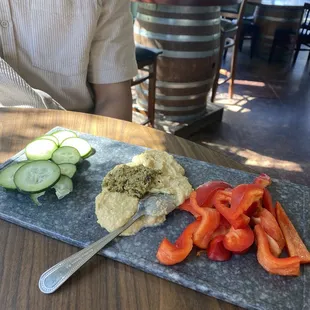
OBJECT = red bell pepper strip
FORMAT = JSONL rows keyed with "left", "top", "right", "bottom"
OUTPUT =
{"left": 262, "top": 188, "right": 275, "bottom": 217}
{"left": 275, "top": 202, "right": 310, "bottom": 264}
{"left": 223, "top": 225, "right": 254, "bottom": 252}
{"left": 252, "top": 208, "right": 285, "bottom": 256}
{"left": 254, "top": 173, "right": 271, "bottom": 188}
{"left": 190, "top": 191, "right": 221, "bottom": 249}
{"left": 207, "top": 235, "right": 232, "bottom": 261}
{"left": 230, "top": 184, "right": 264, "bottom": 219}
{"left": 253, "top": 174, "right": 275, "bottom": 216}
{"left": 179, "top": 181, "right": 232, "bottom": 217}
{"left": 244, "top": 200, "right": 262, "bottom": 217}
{"left": 254, "top": 224, "right": 300, "bottom": 276}
{"left": 178, "top": 198, "right": 201, "bottom": 218}
{"left": 211, "top": 216, "right": 231, "bottom": 239}
{"left": 156, "top": 220, "right": 200, "bottom": 265}
{"left": 265, "top": 235, "right": 282, "bottom": 257}
{"left": 197, "top": 181, "right": 232, "bottom": 208}
{"left": 213, "top": 190, "right": 250, "bottom": 229}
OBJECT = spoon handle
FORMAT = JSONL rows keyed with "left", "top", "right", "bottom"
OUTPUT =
{"left": 38, "top": 212, "right": 142, "bottom": 294}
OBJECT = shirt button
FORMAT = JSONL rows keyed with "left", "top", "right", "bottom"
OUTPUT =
{"left": 0, "top": 20, "right": 9, "bottom": 28}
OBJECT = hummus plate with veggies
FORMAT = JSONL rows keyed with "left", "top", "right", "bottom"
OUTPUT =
{"left": 95, "top": 150, "right": 192, "bottom": 235}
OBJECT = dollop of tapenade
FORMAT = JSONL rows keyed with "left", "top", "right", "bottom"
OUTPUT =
{"left": 102, "top": 164, "right": 159, "bottom": 198}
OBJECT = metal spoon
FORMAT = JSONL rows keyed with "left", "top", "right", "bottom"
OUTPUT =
{"left": 38, "top": 193, "right": 176, "bottom": 294}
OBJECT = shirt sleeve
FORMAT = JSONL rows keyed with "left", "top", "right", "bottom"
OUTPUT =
{"left": 0, "top": 57, "right": 65, "bottom": 110}
{"left": 88, "top": 0, "right": 138, "bottom": 84}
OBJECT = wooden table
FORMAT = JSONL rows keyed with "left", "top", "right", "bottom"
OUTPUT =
{"left": 248, "top": 0, "right": 305, "bottom": 61}
{"left": 0, "top": 108, "right": 254, "bottom": 310}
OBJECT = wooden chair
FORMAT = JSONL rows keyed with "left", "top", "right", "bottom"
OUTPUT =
{"left": 238, "top": 4, "right": 260, "bottom": 58}
{"left": 131, "top": 45, "right": 162, "bottom": 127}
{"left": 293, "top": 3, "right": 310, "bottom": 63}
{"left": 220, "top": 2, "right": 259, "bottom": 57}
{"left": 211, "top": 0, "right": 247, "bottom": 102}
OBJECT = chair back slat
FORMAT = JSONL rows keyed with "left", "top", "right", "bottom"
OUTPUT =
{"left": 301, "top": 3, "right": 310, "bottom": 35}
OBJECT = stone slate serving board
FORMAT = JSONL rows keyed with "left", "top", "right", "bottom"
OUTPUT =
{"left": 0, "top": 127, "right": 309, "bottom": 310}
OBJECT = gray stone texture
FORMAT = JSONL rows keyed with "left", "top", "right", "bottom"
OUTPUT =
{"left": 0, "top": 127, "right": 309, "bottom": 310}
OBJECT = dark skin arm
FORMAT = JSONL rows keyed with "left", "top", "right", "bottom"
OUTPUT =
{"left": 91, "top": 80, "right": 133, "bottom": 121}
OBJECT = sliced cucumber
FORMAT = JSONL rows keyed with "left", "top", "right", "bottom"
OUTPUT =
{"left": 25, "top": 139, "right": 58, "bottom": 160}
{"left": 52, "top": 175, "right": 73, "bottom": 199}
{"left": 38, "top": 135, "right": 59, "bottom": 146}
{"left": 30, "top": 191, "right": 46, "bottom": 206}
{"left": 52, "top": 130, "right": 77, "bottom": 145}
{"left": 60, "top": 137, "right": 92, "bottom": 158}
{"left": 58, "top": 163, "right": 77, "bottom": 178}
{"left": 83, "top": 148, "right": 95, "bottom": 159}
{"left": 14, "top": 161, "right": 61, "bottom": 193}
{"left": 0, "top": 161, "right": 28, "bottom": 189}
{"left": 51, "top": 146, "right": 81, "bottom": 165}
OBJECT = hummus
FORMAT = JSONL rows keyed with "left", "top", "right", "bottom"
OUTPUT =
{"left": 95, "top": 150, "right": 192, "bottom": 236}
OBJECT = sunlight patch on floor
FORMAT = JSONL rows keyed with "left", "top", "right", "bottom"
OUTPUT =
{"left": 205, "top": 143, "right": 303, "bottom": 172}
{"left": 213, "top": 94, "right": 255, "bottom": 111}
{"left": 234, "top": 79, "right": 266, "bottom": 87}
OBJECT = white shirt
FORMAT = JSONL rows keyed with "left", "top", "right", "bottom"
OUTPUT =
{"left": 0, "top": 0, "right": 138, "bottom": 112}
{"left": 0, "top": 57, "right": 64, "bottom": 109}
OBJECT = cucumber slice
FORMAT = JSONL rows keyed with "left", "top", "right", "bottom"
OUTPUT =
{"left": 30, "top": 191, "right": 45, "bottom": 206}
{"left": 25, "top": 139, "right": 58, "bottom": 161}
{"left": 60, "top": 137, "right": 92, "bottom": 158}
{"left": 52, "top": 175, "right": 73, "bottom": 199}
{"left": 58, "top": 163, "right": 77, "bottom": 178}
{"left": 52, "top": 130, "right": 77, "bottom": 145}
{"left": 38, "top": 135, "right": 59, "bottom": 146}
{"left": 83, "top": 148, "right": 95, "bottom": 159}
{"left": 0, "top": 161, "right": 28, "bottom": 189}
{"left": 51, "top": 146, "right": 81, "bottom": 165}
{"left": 14, "top": 161, "right": 61, "bottom": 193}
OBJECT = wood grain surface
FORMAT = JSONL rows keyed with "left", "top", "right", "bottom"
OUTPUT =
{"left": 0, "top": 108, "right": 254, "bottom": 310}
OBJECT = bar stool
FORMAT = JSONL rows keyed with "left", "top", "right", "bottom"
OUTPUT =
{"left": 211, "top": 0, "right": 247, "bottom": 102}
{"left": 131, "top": 46, "right": 162, "bottom": 127}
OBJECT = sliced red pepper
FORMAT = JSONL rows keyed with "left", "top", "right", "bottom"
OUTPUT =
{"left": 262, "top": 188, "right": 275, "bottom": 217}
{"left": 254, "top": 224, "right": 300, "bottom": 276}
{"left": 230, "top": 184, "right": 264, "bottom": 219}
{"left": 254, "top": 173, "right": 271, "bottom": 188}
{"left": 211, "top": 216, "right": 231, "bottom": 239}
{"left": 190, "top": 192, "right": 220, "bottom": 249}
{"left": 207, "top": 235, "right": 232, "bottom": 261}
{"left": 275, "top": 202, "right": 310, "bottom": 264}
{"left": 265, "top": 235, "right": 282, "bottom": 257}
{"left": 252, "top": 208, "right": 285, "bottom": 256}
{"left": 156, "top": 220, "right": 200, "bottom": 265}
{"left": 178, "top": 198, "right": 201, "bottom": 218}
{"left": 213, "top": 190, "right": 250, "bottom": 229}
{"left": 223, "top": 225, "right": 254, "bottom": 252}
{"left": 197, "top": 181, "right": 232, "bottom": 208}
{"left": 244, "top": 200, "right": 262, "bottom": 217}
{"left": 179, "top": 181, "right": 232, "bottom": 217}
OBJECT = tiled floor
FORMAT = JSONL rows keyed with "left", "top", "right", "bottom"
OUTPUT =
{"left": 189, "top": 45, "right": 310, "bottom": 187}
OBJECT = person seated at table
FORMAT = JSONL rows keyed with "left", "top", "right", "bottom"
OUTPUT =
{"left": 0, "top": 1, "right": 137, "bottom": 121}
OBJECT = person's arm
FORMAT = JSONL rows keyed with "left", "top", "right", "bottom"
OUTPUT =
{"left": 88, "top": 1, "right": 138, "bottom": 121}
{"left": 92, "top": 80, "right": 132, "bottom": 121}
